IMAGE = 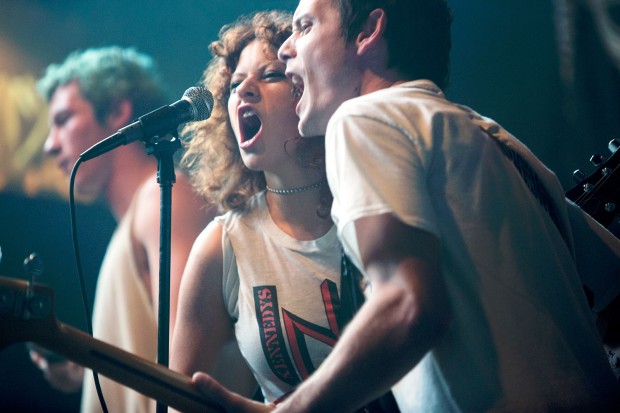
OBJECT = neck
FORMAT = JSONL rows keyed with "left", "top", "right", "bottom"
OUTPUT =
{"left": 105, "top": 147, "right": 156, "bottom": 220}
{"left": 359, "top": 67, "right": 408, "bottom": 96}
{"left": 266, "top": 178, "right": 327, "bottom": 195}
{"left": 264, "top": 175, "right": 332, "bottom": 241}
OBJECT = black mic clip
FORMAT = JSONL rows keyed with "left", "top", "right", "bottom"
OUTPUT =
{"left": 79, "top": 86, "right": 213, "bottom": 161}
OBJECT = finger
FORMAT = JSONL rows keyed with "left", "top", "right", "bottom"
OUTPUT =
{"left": 193, "top": 373, "right": 275, "bottom": 413}
{"left": 192, "top": 372, "right": 227, "bottom": 405}
{"left": 29, "top": 350, "right": 49, "bottom": 370}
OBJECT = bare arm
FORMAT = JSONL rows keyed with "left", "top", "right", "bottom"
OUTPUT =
{"left": 276, "top": 213, "right": 451, "bottom": 412}
{"left": 170, "top": 221, "right": 233, "bottom": 374}
{"left": 133, "top": 173, "right": 216, "bottom": 337}
{"left": 171, "top": 220, "right": 258, "bottom": 410}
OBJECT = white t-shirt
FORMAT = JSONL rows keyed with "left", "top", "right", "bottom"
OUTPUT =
{"left": 82, "top": 195, "right": 156, "bottom": 413}
{"left": 326, "top": 80, "right": 620, "bottom": 412}
{"left": 218, "top": 192, "right": 342, "bottom": 402}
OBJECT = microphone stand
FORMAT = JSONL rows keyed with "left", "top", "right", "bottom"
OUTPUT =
{"left": 144, "top": 133, "right": 181, "bottom": 413}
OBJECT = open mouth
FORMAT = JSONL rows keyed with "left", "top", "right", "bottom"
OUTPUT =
{"left": 289, "top": 74, "right": 305, "bottom": 115}
{"left": 291, "top": 74, "right": 304, "bottom": 98}
{"left": 239, "top": 106, "right": 262, "bottom": 143}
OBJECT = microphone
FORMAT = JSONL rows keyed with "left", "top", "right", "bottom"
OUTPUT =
{"left": 80, "top": 86, "right": 214, "bottom": 161}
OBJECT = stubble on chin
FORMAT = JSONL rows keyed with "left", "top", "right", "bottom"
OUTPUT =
{"left": 298, "top": 109, "right": 330, "bottom": 138}
{"left": 299, "top": 121, "right": 323, "bottom": 139}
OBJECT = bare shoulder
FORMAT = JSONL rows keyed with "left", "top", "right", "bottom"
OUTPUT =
{"left": 189, "top": 220, "right": 225, "bottom": 269}
{"left": 133, "top": 172, "right": 216, "bottom": 236}
{"left": 171, "top": 172, "right": 218, "bottom": 235}
{"left": 181, "top": 220, "right": 226, "bottom": 299}
{"left": 136, "top": 172, "right": 213, "bottom": 214}
{"left": 130, "top": 172, "right": 218, "bottom": 303}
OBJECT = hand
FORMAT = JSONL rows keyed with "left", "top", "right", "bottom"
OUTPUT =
{"left": 29, "top": 346, "right": 83, "bottom": 393}
{"left": 192, "top": 372, "right": 275, "bottom": 413}
{"left": 604, "top": 343, "right": 620, "bottom": 379}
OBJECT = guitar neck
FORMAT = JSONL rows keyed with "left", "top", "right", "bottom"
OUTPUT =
{"left": 40, "top": 321, "right": 223, "bottom": 413}
{"left": 0, "top": 275, "right": 223, "bottom": 413}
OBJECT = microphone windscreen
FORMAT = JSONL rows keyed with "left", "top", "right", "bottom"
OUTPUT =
{"left": 183, "top": 87, "right": 214, "bottom": 121}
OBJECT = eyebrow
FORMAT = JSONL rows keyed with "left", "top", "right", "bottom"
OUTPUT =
{"left": 292, "top": 12, "right": 310, "bottom": 28}
{"left": 232, "top": 60, "right": 284, "bottom": 77}
{"left": 51, "top": 108, "right": 70, "bottom": 123}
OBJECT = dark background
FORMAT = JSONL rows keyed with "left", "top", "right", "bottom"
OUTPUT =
{"left": 1, "top": 0, "right": 618, "bottom": 411}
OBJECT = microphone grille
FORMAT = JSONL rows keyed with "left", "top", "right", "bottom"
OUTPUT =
{"left": 183, "top": 86, "right": 214, "bottom": 121}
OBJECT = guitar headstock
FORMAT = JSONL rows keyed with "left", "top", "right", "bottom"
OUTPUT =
{"left": 0, "top": 275, "right": 225, "bottom": 411}
{"left": 566, "top": 139, "right": 620, "bottom": 236}
{"left": 0, "top": 275, "right": 57, "bottom": 350}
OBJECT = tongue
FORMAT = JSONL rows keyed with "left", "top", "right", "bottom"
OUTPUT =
{"left": 243, "top": 114, "right": 261, "bottom": 139}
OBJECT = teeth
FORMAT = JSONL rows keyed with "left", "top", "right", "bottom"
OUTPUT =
{"left": 291, "top": 75, "right": 303, "bottom": 89}
{"left": 240, "top": 108, "right": 262, "bottom": 141}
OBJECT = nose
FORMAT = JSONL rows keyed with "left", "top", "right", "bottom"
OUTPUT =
{"left": 235, "top": 77, "right": 259, "bottom": 100}
{"left": 43, "top": 129, "right": 60, "bottom": 156}
{"left": 278, "top": 34, "right": 296, "bottom": 63}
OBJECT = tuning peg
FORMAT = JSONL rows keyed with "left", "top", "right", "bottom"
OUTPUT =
{"left": 609, "top": 139, "right": 619, "bottom": 154}
{"left": 573, "top": 169, "right": 586, "bottom": 183}
{"left": 23, "top": 253, "right": 43, "bottom": 284}
{"left": 605, "top": 202, "right": 617, "bottom": 213}
{"left": 23, "top": 252, "right": 43, "bottom": 302}
{"left": 590, "top": 154, "right": 605, "bottom": 166}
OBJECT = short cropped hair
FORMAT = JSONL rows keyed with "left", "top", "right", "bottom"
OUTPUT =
{"left": 334, "top": 0, "right": 453, "bottom": 89}
{"left": 37, "top": 46, "right": 168, "bottom": 124}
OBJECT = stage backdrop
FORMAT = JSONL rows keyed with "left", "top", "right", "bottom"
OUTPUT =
{"left": 1, "top": 1, "right": 618, "bottom": 411}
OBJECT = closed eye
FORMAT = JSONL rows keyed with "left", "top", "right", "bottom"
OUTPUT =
{"left": 293, "top": 15, "right": 312, "bottom": 36}
{"left": 52, "top": 111, "right": 71, "bottom": 127}
{"left": 230, "top": 81, "right": 241, "bottom": 93}
{"left": 264, "top": 72, "right": 287, "bottom": 81}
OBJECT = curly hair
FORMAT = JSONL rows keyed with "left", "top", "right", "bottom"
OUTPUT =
{"left": 37, "top": 46, "right": 168, "bottom": 124}
{"left": 182, "top": 10, "right": 329, "bottom": 214}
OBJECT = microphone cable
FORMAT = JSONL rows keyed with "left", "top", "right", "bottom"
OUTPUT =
{"left": 69, "top": 158, "right": 109, "bottom": 413}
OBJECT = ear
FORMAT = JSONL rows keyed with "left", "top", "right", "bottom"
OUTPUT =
{"left": 105, "top": 99, "right": 134, "bottom": 130}
{"left": 355, "top": 8, "right": 387, "bottom": 56}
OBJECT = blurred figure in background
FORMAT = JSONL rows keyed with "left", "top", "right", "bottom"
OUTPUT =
{"left": 29, "top": 46, "right": 215, "bottom": 412}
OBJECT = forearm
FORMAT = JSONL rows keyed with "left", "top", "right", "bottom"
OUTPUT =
{"left": 276, "top": 270, "right": 447, "bottom": 412}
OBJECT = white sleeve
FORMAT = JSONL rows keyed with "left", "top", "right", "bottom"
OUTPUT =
{"left": 326, "top": 112, "right": 439, "bottom": 267}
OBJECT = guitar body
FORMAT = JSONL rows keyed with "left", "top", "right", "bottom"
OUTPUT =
{"left": 567, "top": 141, "right": 620, "bottom": 379}
{"left": 566, "top": 139, "right": 620, "bottom": 238}
{"left": 0, "top": 275, "right": 223, "bottom": 413}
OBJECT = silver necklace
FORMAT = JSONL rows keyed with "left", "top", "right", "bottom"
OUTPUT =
{"left": 266, "top": 178, "right": 328, "bottom": 195}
